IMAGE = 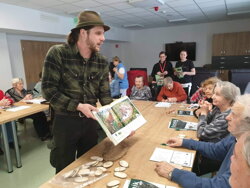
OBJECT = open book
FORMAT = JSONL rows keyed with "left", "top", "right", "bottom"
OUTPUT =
{"left": 123, "top": 179, "right": 176, "bottom": 188}
{"left": 174, "top": 67, "right": 184, "bottom": 78}
{"left": 168, "top": 118, "right": 197, "bottom": 130}
{"left": 93, "top": 96, "right": 146, "bottom": 145}
{"left": 155, "top": 75, "right": 164, "bottom": 86}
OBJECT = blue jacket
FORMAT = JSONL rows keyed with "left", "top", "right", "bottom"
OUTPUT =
{"left": 114, "top": 63, "right": 128, "bottom": 89}
{"left": 172, "top": 135, "right": 236, "bottom": 188}
{"left": 110, "top": 79, "right": 120, "bottom": 97}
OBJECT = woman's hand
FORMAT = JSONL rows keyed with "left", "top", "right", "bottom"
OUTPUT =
{"left": 24, "top": 94, "right": 32, "bottom": 100}
{"left": 0, "top": 99, "right": 11, "bottom": 107}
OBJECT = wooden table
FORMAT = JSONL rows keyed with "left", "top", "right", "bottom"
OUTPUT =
{"left": 40, "top": 101, "right": 198, "bottom": 188}
{"left": 0, "top": 103, "right": 49, "bottom": 172}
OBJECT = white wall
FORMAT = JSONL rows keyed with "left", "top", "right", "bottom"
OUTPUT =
{"left": 123, "top": 18, "right": 250, "bottom": 74}
{"left": 0, "top": 33, "right": 13, "bottom": 91}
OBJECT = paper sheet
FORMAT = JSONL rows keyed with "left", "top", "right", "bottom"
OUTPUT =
{"left": 150, "top": 147, "right": 194, "bottom": 168}
{"left": 155, "top": 102, "right": 171, "bottom": 108}
{"left": 6, "top": 105, "right": 31, "bottom": 112}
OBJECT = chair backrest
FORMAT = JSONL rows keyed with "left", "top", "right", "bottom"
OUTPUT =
{"left": 191, "top": 67, "right": 218, "bottom": 96}
{"left": 127, "top": 70, "right": 148, "bottom": 96}
{"left": 130, "top": 68, "right": 147, "bottom": 72}
{"left": 229, "top": 69, "right": 250, "bottom": 94}
{"left": 181, "top": 83, "right": 192, "bottom": 97}
{"left": 244, "top": 82, "right": 250, "bottom": 94}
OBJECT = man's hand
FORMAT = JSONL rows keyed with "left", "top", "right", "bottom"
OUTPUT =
{"left": 155, "top": 162, "right": 175, "bottom": 180}
{"left": 0, "top": 99, "right": 11, "bottom": 107}
{"left": 166, "top": 137, "right": 183, "bottom": 147}
{"left": 77, "top": 103, "right": 98, "bottom": 119}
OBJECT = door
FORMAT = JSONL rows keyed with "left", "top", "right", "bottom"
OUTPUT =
{"left": 21, "top": 40, "right": 63, "bottom": 88}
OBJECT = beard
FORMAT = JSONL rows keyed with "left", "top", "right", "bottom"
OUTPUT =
{"left": 86, "top": 36, "right": 100, "bottom": 53}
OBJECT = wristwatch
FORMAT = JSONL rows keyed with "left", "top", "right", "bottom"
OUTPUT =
{"left": 168, "top": 170, "right": 173, "bottom": 180}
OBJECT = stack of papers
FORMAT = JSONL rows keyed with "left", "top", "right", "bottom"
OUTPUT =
{"left": 23, "top": 98, "right": 46, "bottom": 104}
{"left": 150, "top": 147, "right": 194, "bottom": 168}
{"left": 6, "top": 106, "right": 31, "bottom": 112}
{"left": 155, "top": 102, "right": 171, "bottom": 108}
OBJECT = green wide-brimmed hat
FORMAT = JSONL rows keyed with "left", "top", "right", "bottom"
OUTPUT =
{"left": 72, "top": 11, "right": 110, "bottom": 31}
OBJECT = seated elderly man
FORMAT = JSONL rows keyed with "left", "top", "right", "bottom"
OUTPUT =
{"left": 130, "top": 76, "right": 152, "bottom": 100}
{"left": 155, "top": 94, "right": 250, "bottom": 188}
{"left": 229, "top": 131, "right": 250, "bottom": 188}
{"left": 157, "top": 77, "right": 187, "bottom": 102}
{"left": 5, "top": 78, "right": 51, "bottom": 141}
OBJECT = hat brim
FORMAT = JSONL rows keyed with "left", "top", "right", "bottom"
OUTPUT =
{"left": 71, "top": 24, "right": 110, "bottom": 32}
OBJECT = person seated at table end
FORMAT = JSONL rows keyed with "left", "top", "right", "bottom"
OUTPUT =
{"left": 0, "top": 89, "right": 19, "bottom": 154}
{"left": 130, "top": 75, "right": 152, "bottom": 101}
{"left": 157, "top": 77, "right": 187, "bottom": 103}
{"left": 5, "top": 78, "right": 51, "bottom": 141}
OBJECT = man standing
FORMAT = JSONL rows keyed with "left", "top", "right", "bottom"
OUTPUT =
{"left": 42, "top": 11, "right": 113, "bottom": 173}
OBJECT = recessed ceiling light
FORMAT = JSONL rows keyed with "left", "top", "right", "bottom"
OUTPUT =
{"left": 227, "top": 10, "right": 250, "bottom": 15}
{"left": 168, "top": 18, "right": 187, "bottom": 23}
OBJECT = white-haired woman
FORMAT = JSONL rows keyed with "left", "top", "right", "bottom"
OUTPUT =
{"left": 5, "top": 78, "right": 51, "bottom": 141}
{"left": 193, "top": 81, "right": 240, "bottom": 176}
{"left": 197, "top": 81, "right": 240, "bottom": 142}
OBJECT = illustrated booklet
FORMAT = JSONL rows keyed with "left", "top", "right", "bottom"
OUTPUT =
{"left": 93, "top": 96, "right": 146, "bottom": 145}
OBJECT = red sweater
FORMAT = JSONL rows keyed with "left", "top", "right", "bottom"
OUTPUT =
{"left": 157, "top": 81, "right": 187, "bottom": 102}
{"left": 0, "top": 90, "right": 14, "bottom": 105}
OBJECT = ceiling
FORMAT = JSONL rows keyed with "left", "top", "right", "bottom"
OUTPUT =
{"left": 1, "top": 0, "right": 250, "bottom": 29}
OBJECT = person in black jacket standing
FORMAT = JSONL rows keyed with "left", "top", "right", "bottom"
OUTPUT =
{"left": 151, "top": 51, "right": 173, "bottom": 100}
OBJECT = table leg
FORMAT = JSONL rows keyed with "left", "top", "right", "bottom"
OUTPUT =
{"left": 1, "top": 123, "right": 13, "bottom": 173}
{"left": 11, "top": 121, "right": 22, "bottom": 168}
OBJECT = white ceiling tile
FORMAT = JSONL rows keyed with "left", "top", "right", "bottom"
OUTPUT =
{"left": 103, "top": 10, "right": 126, "bottom": 16}
{"left": 95, "top": 0, "right": 126, "bottom": 3}
{"left": 198, "top": 1, "right": 225, "bottom": 8}
{"left": 166, "top": 0, "right": 196, "bottom": 7}
{"left": 29, "top": 0, "right": 63, "bottom": 7}
{"left": 110, "top": 2, "right": 134, "bottom": 10}
{"left": 52, "top": 4, "right": 82, "bottom": 14}
{"left": 59, "top": 0, "right": 80, "bottom": 2}
{"left": 90, "top": 5, "right": 116, "bottom": 13}
{"left": 72, "top": 0, "right": 102, "bottom": 8}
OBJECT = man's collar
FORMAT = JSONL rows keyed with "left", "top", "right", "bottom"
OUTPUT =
{"left": 72, "top": 44, "right": 97, "bottom": 59}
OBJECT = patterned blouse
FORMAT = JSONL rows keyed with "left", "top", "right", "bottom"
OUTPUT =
{"left": 130, "top": 85, "right": 152, "bottom": 100}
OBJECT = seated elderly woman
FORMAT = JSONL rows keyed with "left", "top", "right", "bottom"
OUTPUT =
{"left": 5, "top": 78, "right": 51, "bottom": 141}
{"left": 0, "top": 89, "right": 16, "bottom": 154}
{"left": 192, "top": 81, "right": 240, "bottom": 176}
{"left": 197, "top": 81, "right": 240, "bottom": 142}
{"left": 157, "top": 77, "right": 187, "bottom": 102}
{"left": 192, "top": 77, "right": 220, "bottom": 117}
{"left": 130, "top": 75, "right": 152, "bottom": 100}
{"left": 190, "top": 76, "right": 220, "bottom": 103}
